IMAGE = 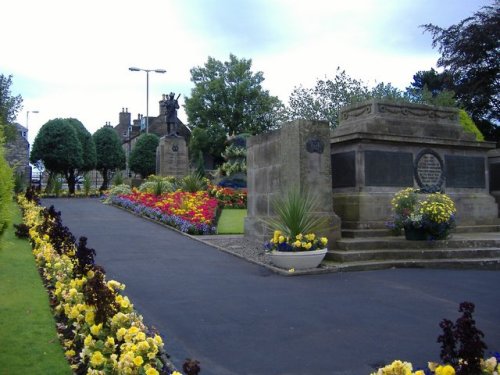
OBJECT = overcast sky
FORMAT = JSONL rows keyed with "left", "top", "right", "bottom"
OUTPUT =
{"left": 1, "top": 0, "right": 492, "bottom": 145}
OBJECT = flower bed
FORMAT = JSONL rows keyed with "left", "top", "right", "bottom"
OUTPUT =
{"left": 18, "top": 193, "right": 182, "bottom": 375}
{"left": 208, "top": 185, "right": 247, "bottom": 209}
{"left": 110, "top": 190, "right": 218, "bottom": 235}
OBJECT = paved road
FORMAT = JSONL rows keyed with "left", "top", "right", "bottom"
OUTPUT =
{"left": 43, "top": 198, "right": 500, "bottom": 375}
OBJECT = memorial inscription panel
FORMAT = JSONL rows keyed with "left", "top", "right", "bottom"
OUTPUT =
{"left": 445, "top": 155, "right": 485, "bottom": 188}
{"left": 415, "top": 150, "right": 444, "bottom": 189}
{"left": 331, "top": 151, "right": 356, "bottom": 188}
{"left": 365, "top": 150, "right": 413, "bottom": 187}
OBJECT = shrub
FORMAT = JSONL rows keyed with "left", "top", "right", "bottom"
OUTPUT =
{"left": 138, "top": 176, "right": 176, "bottom": 196}
{"left": 83, "top": 173, "right": 92, "bottom": 196}
{"left": 459, "top": 109, "right": 484, "bottom": 141}
{"left": 180, "top": 172, "right": 208, "bottom": 193}
{"left": 0, "top": 133, "right": 14, "bottom": 234}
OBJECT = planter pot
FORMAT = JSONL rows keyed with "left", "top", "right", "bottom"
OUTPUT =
{"left": 269, "top": 248, "right": 328, "bottom": 270}
{"left": 404, "top": 226, "right": 428, "bottom": 241}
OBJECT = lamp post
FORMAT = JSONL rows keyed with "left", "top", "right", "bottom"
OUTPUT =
{"left": 26, "top": 110, "right": 39, "bottom": 131}
{"left": 128, "top": 67, "right": 166, "bottom": 133}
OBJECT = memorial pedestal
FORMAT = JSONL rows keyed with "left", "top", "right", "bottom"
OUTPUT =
{"left": 156, "top": 135, "right": 189, "bottom": 179}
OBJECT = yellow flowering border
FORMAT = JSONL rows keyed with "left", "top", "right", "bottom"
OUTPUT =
{"left": 18, "top": 195, "right": 183, "bottom": 375}
{"left": 371, "top": 359, "right": 500, "bottom": 375}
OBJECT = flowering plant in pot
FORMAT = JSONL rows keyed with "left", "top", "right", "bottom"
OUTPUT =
{"left": 263, "top": 187, "right": 329, "bottom": 270}
{"left": 389, "top": 187, "right": 457, "bottom": 240}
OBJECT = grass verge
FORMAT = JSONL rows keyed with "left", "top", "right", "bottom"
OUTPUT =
{"left": 217, "top": 208, "right": 247, "bottom": 234}
{"left": 0, "top": 198, "right": 71, "bottom": 374}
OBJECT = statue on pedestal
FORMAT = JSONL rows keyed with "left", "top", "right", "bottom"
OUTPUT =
{"left": 162, "top": 92, "right": 180, "bottom": 136}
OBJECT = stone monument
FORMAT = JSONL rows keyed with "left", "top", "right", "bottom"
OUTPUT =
{"left": 330, "top": 99, "right": 499, "bottom": 229}
{"left": 244, "top": 119, "right": 341, "bottom": 244}
{"left": 156, "top": 135, "right": 189, "bottom": 178}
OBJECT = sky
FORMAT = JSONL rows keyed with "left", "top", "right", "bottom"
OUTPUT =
{"left": 1, "top": 0, "right": 492, "bottom": 146}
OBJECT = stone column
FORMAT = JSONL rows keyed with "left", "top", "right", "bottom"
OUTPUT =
{"left": 156, "top": 135, "right": 189, "bottom": 178}
{"left": 244, "top": 119, "right": 341, "bottom": 244}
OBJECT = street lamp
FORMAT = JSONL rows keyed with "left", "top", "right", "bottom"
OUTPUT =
{"left": 128, "top": 67, "right": 166, "bottom": 133}
{"left": 26, "top": 110, "right": 39, "bottom": 130}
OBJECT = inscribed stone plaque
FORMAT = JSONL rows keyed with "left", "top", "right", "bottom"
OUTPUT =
{"left": 445, "top": 155, "right": 485, "bottom": 188}
{"left": 415, "top": 149, "right": 444, "bottom": 189}
{"left": 490, "top": 164, "right": 500, "bottom": 191}
{"left": 331, "top": 151, "right": 356, "bottom": 188}
{"left": 365, "top": 150, "right": 413, "bottom": 187}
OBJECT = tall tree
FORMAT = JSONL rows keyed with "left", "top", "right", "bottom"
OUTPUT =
{"left": 93, "top": 125, "right": 126, "bottom": 190}
{"left": 129, "top": 133, "right": 159, "bottom": 179}
{"left": 422, "top": 2, "right": 499, "bottom": 139}
{"left": 287, "top": 68, "right": 407, "bottom": 128}
{"left": 67, "top": 119, "right": 96, "bottom": 189}
{"left": 0, "top": 74, "right": 23, "bottom": 142}
{"left": 30, "top": 118, "right": 83, "bottom": 193}
{"left": 185, "top": 54, "right": 286, "bottom": 163}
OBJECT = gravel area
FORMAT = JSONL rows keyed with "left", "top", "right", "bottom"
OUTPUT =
{"left": 194, "top": 234, "right": 338, "bottom": 275}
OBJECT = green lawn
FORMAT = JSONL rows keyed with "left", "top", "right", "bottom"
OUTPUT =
{"left": 0, "top": 199, "right": 71, "bottom": 375}
{"left": 217, "top": 208, "right": 247, "bottom": 234}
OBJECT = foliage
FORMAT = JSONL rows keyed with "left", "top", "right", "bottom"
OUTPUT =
{"left": 83, "top": 173, "right": 92, "bottom": 196}
{"left": 421, "top": 2, "right": 500, "bottom": 124}
{"left": 188, "top": 125, "right": 227, "bottom": 167}
{"left": 185, "top": 54, "right": 287, "bottom": 162}
{"left": 0, "top": 74, "right": 23, "bottom": 142}
{"left": 13, "top": 171, "right": 27, "bottom": 194}
{"left": 30, "top": 118, "right": 84, "bottom": 193}
{"left": 103, "top": 183, "right": 132, "bottom": 203}
{"left": 437, "top": 302, "right": 487, "bottom": 375}
{"left": 0, "top": 200, "right": 72, "bottom": 374}
{"left": 0, "top": 129, "right": 13, "bottom": 234}
{"left": 220, "top": 134, "right": 249, "bottom": 177}
{"left": 93, "top": 125, "right": 126, "bottom": 190}
{"left": 129, "top": 133, "right": 159, "bottom": 179}
{"left": 17, "top": 194, "right": 172, "bottom": 374}
{"left": 458, "top": 109, "right": 484, "bottom": 141}
{"left": 110, "top": 190, "right": 218, "bottom": 234}
{"left": 388, "top": 188, "right": 457, "bottom": 240}
{"left": 369, "top": 360, "right": 423, "bottom": 375}
{"left": 287, "top": 67, "right": 409, "bottom": 128}
{"left": 112, "top": 172, "right": 124, "bottom": 186}
{"left": 263, "top": 186, "right": 328, "bottom": 241}
{"left": 67, "top": 118, "right": 96, "bottom": 172}
{"left": 180, "top": 172, "right": 208, "bottom": 193}
{"left": 138, "top": 176, "right": 176, "bottom": 196}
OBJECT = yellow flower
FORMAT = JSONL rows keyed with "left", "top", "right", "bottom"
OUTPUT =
{"left": 146, "top": 368, "right": 160, "bottom": 375}
{"left": 85, "top": 310, "right": 95, "bottom": 326}
{"left": 320, "top": 237, "right": 328, "bottom": 246}
{"left": 295, "top": 233, "right": 303, "bottom": 240}
{"left": 278, "top": 235, "right": 285, "bottom": 243}
{"left": 305, "top": 233, "right": 315, "bottom": 241}
{"left": 153, "top": 334, "right": 163, "bottom": 346}
{"left": 90, "top": 323, "right": 102, "bottom": 337}
{"left": 170, "top": 372, "right": 182, "bottom": 375}
{"left": 90, "top": 351, "right": 105, "bottom": 367}
{"left": 435, "top": 364, "right": 455, "bottom": 375}
{"left": 136, "top": 331, "right": 146, "bottom": 341}
{"left": 65, "top": 349, "right": 76, "bottom": 358}
{"left": 304, "top": 242, "right": 312, "bottom": 250}
{"left": 106, "top": 336, "right": 115, "bottom": 347}
{"left": 87, "top": 270, "right": 95, "bottom": 278}
{"left": 116, "top": 327, "right": 127, "bottom": 341}
{"left": 415, "top": 371, "right": 425, "bottom": 375}
{"left": 293, "top": 240, "right": 302, "bottom": 248}
{"left": 133, "top": 355, "right": 144, "bottom": 366}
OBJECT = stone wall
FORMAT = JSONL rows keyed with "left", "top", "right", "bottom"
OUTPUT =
{"left": 331, "top": 100, "right": 499, "bottom": 229}
{"left": 488, "top": 149, "right": 500, "bottom": 217}
{"left": 156, "top": 135, "right": 189, "bottom": 178}
{"left": 4, "top": 128, "right": 31, "bottom": 184}
{"left": 244, "top": 120, "right": 341, "bottom": 244}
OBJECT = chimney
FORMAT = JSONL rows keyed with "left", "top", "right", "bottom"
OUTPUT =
{"left": 119, "top": 107, "right": 131, "bottom": 127}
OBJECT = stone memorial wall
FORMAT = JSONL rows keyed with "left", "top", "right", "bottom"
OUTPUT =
{"left": 244, "top": 120, "right": 341, "bottom": 244}
{"left": 156, "top": 135, "right": 189, "bottom": 178}
{"left": 330, "top": 100, "right": 499, "bottom": 229}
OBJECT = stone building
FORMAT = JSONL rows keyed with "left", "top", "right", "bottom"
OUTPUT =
{"left": 4, "top": 123, "right": 31, "bottom": 183}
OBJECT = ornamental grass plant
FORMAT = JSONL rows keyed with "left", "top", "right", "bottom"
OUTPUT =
{"left": 263, "top": 186, "right": 328, "bottom": 252}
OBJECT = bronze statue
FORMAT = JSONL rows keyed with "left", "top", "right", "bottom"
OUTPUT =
{"left": 163, "top": 92, "right": 180, "bottom": 136}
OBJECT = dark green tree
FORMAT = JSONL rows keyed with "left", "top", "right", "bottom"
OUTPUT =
{"left": 30, "top": 118, "right": 83, "bottom": 193}
{"left": 188, "top": 126, "right": 227, "bottom": 167}
{"left": 93, "top": 125, "right": 126, "bottom": 190}
{"left": 185, "top": 54, "right": 286, "bottom": 163}
{"left": 0, "top": 74, "right": 23, "bottom": 142}
{"left": 67, "top": 118, "right": 96, "bottom": 171}
{"left": 422, "top": 2, "right": 499, "bottom": 143}
{"left": 128, "top": 133, "right": 159, "bottom": 179}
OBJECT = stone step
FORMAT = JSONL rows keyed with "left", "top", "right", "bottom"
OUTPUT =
{"left": 328, "top": 258, "right": 500, "bottom": 272}
{"left": 334, "top": 233, "right": 500, "bottom": 251}
{"left": 341, "top": 225, "right": 500, "bottom": 238}
{"left": 327, "top": 247, "right": 500, "bottom": 263}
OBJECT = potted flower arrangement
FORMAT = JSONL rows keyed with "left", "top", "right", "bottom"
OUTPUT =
{"left": 389, "top": 187, "right": 457, "bottom": 240}
{"left": 263, "top": 187, "right": 329, "bottom": 270}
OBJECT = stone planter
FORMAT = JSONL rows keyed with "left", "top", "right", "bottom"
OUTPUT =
{"left": 269, "top": 248, "right": 328, "bottom": 270}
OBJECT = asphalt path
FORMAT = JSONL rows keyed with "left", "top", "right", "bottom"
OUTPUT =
{"left": 43, "top": 198, "right": 500, "bottom": 375}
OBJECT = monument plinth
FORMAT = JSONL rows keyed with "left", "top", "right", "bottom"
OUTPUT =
{"left": 156, "top": 135, "right": 189, "bottom": 178}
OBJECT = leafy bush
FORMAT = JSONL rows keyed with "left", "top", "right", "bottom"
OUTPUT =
{"left": 83, "top": 173, "right": 92, "bottom": 196}
{"left": 138, "top": 177, "right": 176, "bottom": 196}
{"left": 180, "top": 172, "right": 208, "bottom": 193}
{"left": 102, "top": 184, "right": 132, "bottom": 203}
{"left": 0, "top": 133, "right": 14, "bottom": 234}
{"left": 459, "top": 109, "right": 484, "bottom": 141}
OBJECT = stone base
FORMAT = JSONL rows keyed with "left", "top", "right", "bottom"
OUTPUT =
{"left": 333, "top": 191, "right": 500, "bottom": 230}
{"left": 156, "top": 135, "right": 189, "bottom": 178}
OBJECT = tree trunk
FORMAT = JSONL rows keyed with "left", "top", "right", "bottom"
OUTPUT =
{"left": 67, "top": 171, "right": 76, "bottom": 195}
{"left": 100, "top": 169, "right": 109, "bottom": 191}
